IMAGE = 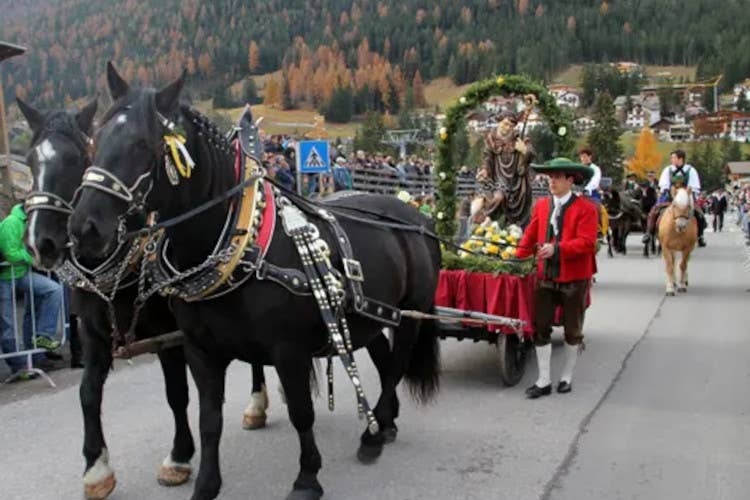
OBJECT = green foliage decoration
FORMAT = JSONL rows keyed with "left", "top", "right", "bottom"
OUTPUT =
{"left": 434, "top": 74, "right": 574, "bottom": 238}
{"left": 441, "top": 251, "right": 536, "bottom": 276}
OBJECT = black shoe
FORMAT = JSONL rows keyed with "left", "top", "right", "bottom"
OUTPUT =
{"left": 698, "top": 237, "right": 707, "bottom": 247}
{"left": 557, "top": 381, "right": 572, "bottom": 394}
{"left": 525, "top": 384, "right": 552, "bottom": 399}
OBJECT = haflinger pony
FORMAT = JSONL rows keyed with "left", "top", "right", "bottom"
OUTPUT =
{"left": 17, "top": 98, "right": 270, "bottom": 500}
{"left": 69, "top": 63, "right": 441, "bottom": 500}
{"left": 657, "top": 187, "right": 698, "bottom": 296}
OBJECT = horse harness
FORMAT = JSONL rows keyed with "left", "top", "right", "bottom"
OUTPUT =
{"left": 75, "top": 111, "right": 401, "bottom": 433}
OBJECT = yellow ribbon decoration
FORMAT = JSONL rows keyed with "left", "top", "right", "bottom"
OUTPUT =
{"left": 164, "top": 134, "right": 192, "bottom": 178}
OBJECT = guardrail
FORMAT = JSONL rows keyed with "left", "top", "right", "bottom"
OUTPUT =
{"left": 346, "top": 166, "right": 550, "bottom": 199}
{"left": 0, "top": 264, "right": 70, "bottom": 387}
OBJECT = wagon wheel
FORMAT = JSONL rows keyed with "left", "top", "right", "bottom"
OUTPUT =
{"left": 496, "top": 333, "right": 528, "bottom": 387}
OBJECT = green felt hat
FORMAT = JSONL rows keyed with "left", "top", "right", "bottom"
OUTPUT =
{"left": 531, "top": 157, "right": 594, "bottom": 186}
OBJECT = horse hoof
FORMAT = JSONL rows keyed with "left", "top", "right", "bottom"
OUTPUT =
{"left": 677, "top": 287, "right": 687, "bottom": 293}
{"left": 286, "top": 488, "right": 323, "bottom": 500}
{"left": 382, "top": 426, "right": 398, "bottom": 444}
{"left": 157, "top": 464, "right": 192, "bottom": 487}
{"left": 666, "top": 290, "right": 675, "bottom": 297}
{"left": 84, "top": 473, "right": 116, "bottom": 500}
{"left": 242, "top": 413, "right": 267, "bottom": 430}
{"left": 357, "top": 443, "right": 384, "bottom": 464}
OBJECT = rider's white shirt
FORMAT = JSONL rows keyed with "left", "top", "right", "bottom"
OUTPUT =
{"left": 658, "top": 163, "right": 701, "bottom": 193}
{"left": 584, "top": 163, "right": 601, "bottom": 194}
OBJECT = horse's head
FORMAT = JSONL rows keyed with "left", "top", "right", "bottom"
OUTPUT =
{"left": 17, "top": 97, "right": 97, "bottom": 270}
{"left": 69, "top": 62, "right": 185, "bottom": 259}
{"left": 603, "top": 188, "right": 621, "bottom": 214}
{"left": 671, "top": 187, "right": 693, "bottom": 233}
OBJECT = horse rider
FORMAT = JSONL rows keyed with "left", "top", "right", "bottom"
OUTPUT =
{"left": 645, "top": 170, "right": 658, "bottom": 190}
{"left": 643, "top": 149, "right": 707, "bottom": 247}
{"left": 516, "top": 158, "right": 598, "bottom": 398}
{"left": 579, "top": 148, "right": 602, "bottom": 201}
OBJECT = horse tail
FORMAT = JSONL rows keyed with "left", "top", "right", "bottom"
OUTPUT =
{"left": 404, "top": 308, "right": 441, "bottom": 404}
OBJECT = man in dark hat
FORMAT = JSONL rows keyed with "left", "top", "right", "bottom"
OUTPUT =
{"left": 516, "top": 158, "right": 598, "bottom": 398}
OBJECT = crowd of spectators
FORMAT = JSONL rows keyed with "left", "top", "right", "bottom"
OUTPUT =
{"left": 259, "top": 132, "right": 438, "bottom": 197}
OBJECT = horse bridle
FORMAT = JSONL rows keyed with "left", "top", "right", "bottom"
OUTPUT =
{"left": 76, "top": 109, "right": 176, "bottom": 229}
{"left": 24, "top": 131, "right": 94, "bottom": 218}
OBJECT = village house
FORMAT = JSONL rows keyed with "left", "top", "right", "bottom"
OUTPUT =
{"left": 733, "top": 79, "right": 750, "bottom": 105}
{"left": 548, "top": 85, "right": 581, "bottom": 109}
{"left": 730, "top": 115, "right": 750, "bottom": 142}
{"left": 726, "top": 161, "right": 750, "bottom": 183}
{"left": 693, "top": 111, "right": 750, "bottom": 139}
{"left": 625, "top": 104, "right": 661, "bottom": 130}
{"left": 574, "top": 116, "right": 595, "bottom": 134}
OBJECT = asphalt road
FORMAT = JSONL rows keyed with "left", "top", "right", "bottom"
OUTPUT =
{"left": 1, "top": 226, "right": 747, "bottom": 500}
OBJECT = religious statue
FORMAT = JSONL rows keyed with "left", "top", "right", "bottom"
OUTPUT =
{"left": 472, "top": 94, "right": 537, "bottom": 227}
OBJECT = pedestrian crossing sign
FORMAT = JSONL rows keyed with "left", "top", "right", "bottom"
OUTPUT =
{"left": 298, "top": 140, "right": 330, "bottom": 174}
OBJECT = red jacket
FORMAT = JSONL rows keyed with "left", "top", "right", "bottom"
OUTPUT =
{"left": 517, "top": 195, "right": 598, "bottom": 282}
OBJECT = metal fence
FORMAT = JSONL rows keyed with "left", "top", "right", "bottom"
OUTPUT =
{"left": 347, "top": 167, "right": 551, "bottom": 199}
{"left": 0, "top": 263, "right": 70, "bottom": 387}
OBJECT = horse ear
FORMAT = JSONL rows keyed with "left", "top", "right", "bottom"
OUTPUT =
{"left": 16, "top": 97, "right": 44, "bottom": 132}
{"left": 106, "top": 61, "right": 129, "bottom": 101}
{"left": 75, "top": 96, "right": 98, "bottom": 135}
{"left": 155, "top": 70, "right": 187, "bottom": 114}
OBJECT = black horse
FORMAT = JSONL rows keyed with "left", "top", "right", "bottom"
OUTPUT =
{"left": 69, "top": 64, "right": 441, "bottom": 500}
{"left": 603, "top": 188, "right": 645, "bottom": 256}
{"left": 16, "top": 98, "right": 269, "bottom": 500}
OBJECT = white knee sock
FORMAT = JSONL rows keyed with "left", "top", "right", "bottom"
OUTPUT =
{"left": 534, "top": 344, "right": 552, "bottom": 387}
{"left": 560, "top": 343, "right": 580, "bottom": 384}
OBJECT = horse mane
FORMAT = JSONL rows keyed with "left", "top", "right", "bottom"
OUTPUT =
{"left": 30, "top": 110, "right": 87, "bottom": 152}
{"left": 673, "top": 188, "right": 690, "bottom": 208}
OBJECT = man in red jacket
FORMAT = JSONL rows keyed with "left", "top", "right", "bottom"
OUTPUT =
{"left": 517, "top": 158, "right": 598, "bottom": 398}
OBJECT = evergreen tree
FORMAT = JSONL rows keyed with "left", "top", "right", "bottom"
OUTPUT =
{"left": 588, "top": 92, "right": 624, "bottom": 182}
{"left": 528, "top": 125, "right": 557, "bottom": 162}
{"left": 452, "top": 117, "right": 470, "bottom": 168}
{"left": 325, "top": 86, "right": 354, "bottom": 123}
{"left": 243, "top": 78, "right": 261, "bottom": 105}
{"left": 353, "top": 112, "right": 386, "bottom": 153}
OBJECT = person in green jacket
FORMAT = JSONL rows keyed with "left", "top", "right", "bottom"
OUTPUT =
{"left": 0, "top": 204, "right": 63, "bottom": 373}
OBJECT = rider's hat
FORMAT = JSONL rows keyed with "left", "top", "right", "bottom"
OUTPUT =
{"left": 531, "top": 157, "right": 594, "bottom": 186}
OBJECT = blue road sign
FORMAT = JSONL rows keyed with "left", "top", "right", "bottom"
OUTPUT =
{"left": 298, "top": 140, "right": 330, "bottom": 174}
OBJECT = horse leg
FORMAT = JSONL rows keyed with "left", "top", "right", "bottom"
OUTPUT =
{"left": 678, "top": 250, "right": 691, "bottom": 292}
{"left": 243, "top": 363, "right": 269, "bottom": 430}
{"left": 274, "top": 345, "right": 323, "bottom": 500}
{"left": 156, "top": 346, "right": 195, "bottom": 486}
{"left": 607, "top": 231, "right": 614, "bottom": 258}
{"left": 663, "top": 249, "right": 676, "bottom": 296}
{"left": 79, "top": 321, "right": 117, "bottom": 500}
{"left": 184, "top": 338, "right": 229, "bottom": 500}
{"left": 357, "top": 332, "right": 398, "bottom": 464}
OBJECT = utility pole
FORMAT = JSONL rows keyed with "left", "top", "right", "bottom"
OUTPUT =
{"left": 0, "top": 41, "right": 27, "bottom": 217}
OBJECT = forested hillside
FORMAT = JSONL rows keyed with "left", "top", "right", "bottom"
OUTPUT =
{"left": 2, "top": 0, "right": 749, "bottom": 111}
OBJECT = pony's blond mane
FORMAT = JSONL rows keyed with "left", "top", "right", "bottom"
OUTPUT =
{"left": 673, "top": 187, "right": 692, "bottom": 208}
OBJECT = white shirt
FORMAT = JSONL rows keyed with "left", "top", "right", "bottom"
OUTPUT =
{"left": 583, "top": 163, "right": 602, "bottom": 194}
{"left": 658, "top": 163, "right": 701, "bottom": 193}
{"left": 551, "top": 191, "right": 572, "bottom": 236}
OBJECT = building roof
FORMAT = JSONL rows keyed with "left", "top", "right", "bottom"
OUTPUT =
{"left": 0, "top": 41, "right": 26, "bottom": 63}
{"left": 726, "top": 161, "right": 750, "bottom": 175}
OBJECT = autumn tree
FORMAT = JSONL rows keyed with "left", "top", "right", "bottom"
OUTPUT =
{"left": 626, "top": 128, "right": 662, "bottom": 178}
{"left": 248, "top": 41, "right": 260, "bottom": 72}
{"left": 412, "top": 70, "right": 426, "bottom": 108}
{"left": 263, "top": 78, "right": 282, "bottom": 107}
